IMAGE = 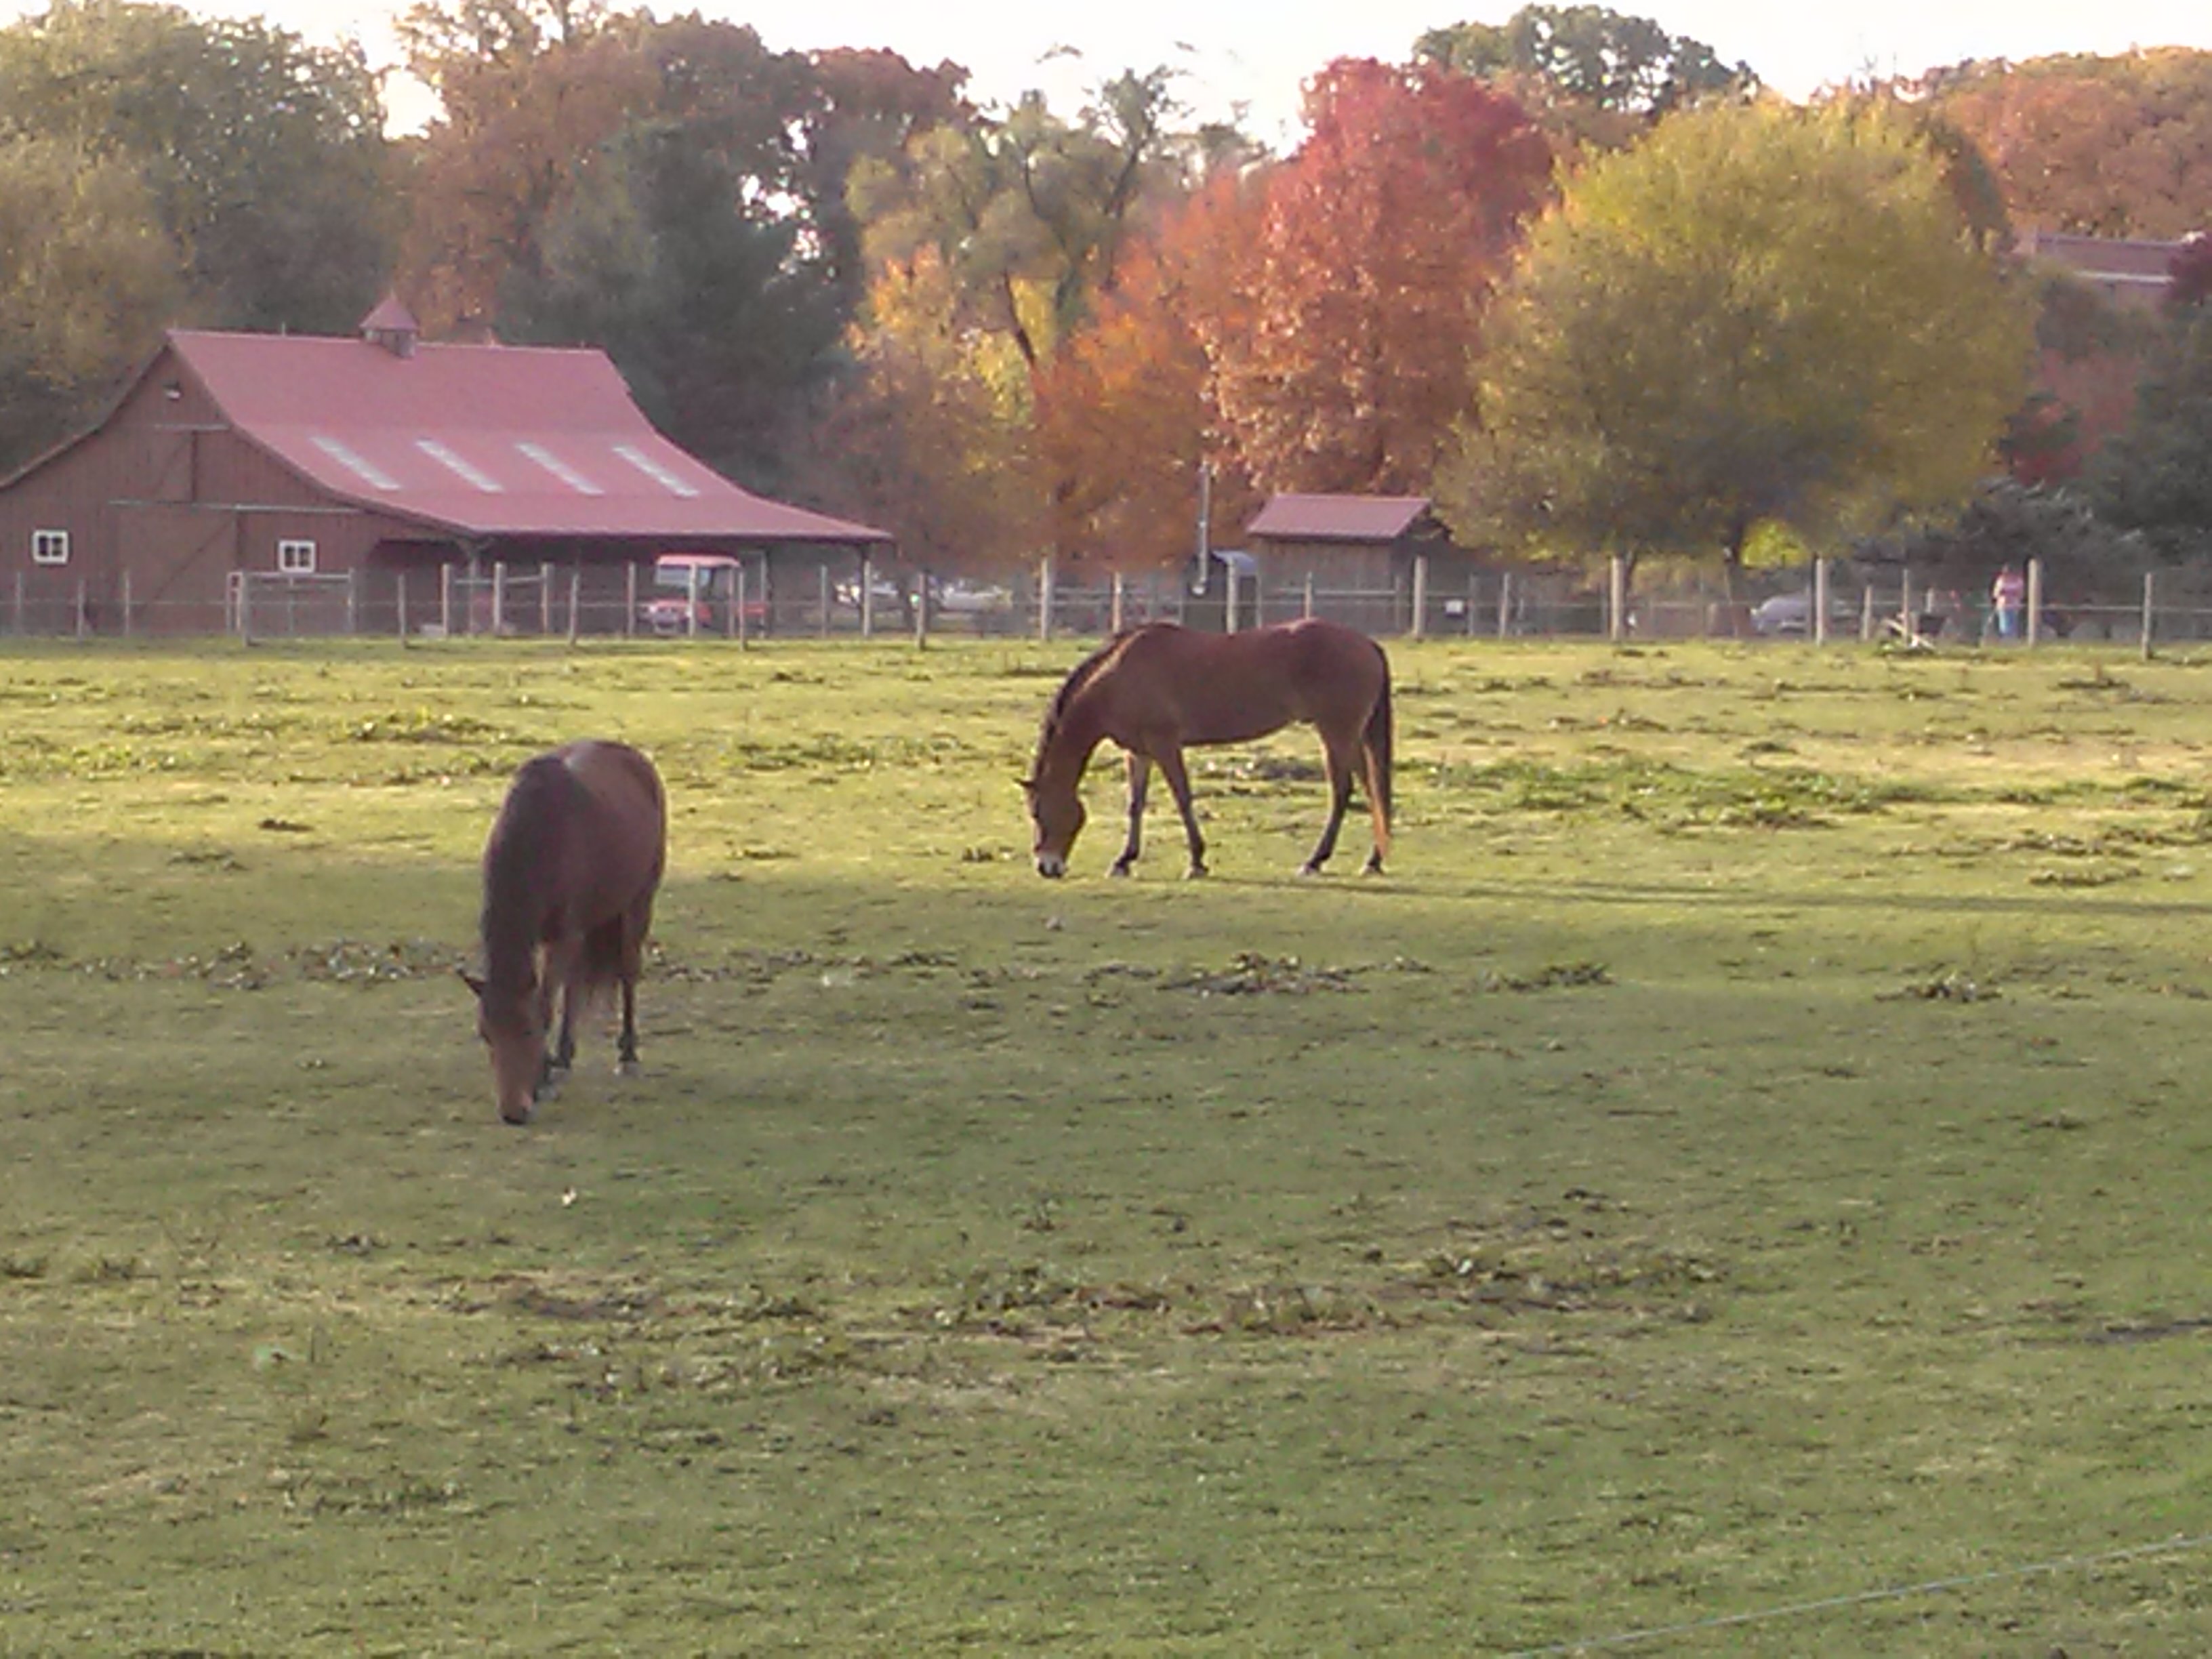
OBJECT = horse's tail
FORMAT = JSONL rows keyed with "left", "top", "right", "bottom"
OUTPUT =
{"left": 1363, "top": 663, "right": 1393, "bottom": 861}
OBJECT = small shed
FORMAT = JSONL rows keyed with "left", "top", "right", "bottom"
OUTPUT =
{"left": 0, "top": 301, "right": 890, "bottom": 636}
{"left": 1242, "top": 493, "right": 1462, "bottom": 634}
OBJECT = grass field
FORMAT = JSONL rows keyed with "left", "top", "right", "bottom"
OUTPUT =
{"left": 5, "top": 632, "right": 2212, "bottom": 1654}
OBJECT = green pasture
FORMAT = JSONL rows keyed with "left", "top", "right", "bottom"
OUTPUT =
{"left": 6, "top": 633, "right": 2212, "bottom": 1654}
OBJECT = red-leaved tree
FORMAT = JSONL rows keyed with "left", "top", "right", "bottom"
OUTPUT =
{"left": 1203, "top": 59, "right": 1552, "bottom": 495}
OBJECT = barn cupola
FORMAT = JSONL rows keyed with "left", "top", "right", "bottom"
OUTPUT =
{"left": 359, "top": 294, "right": 420, "bottom": 359}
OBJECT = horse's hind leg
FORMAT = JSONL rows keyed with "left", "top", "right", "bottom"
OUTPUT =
{"left": 1111, "top": 753, "right": 1151, "bottom": 876}
{"left": 1300, "top": 735, "right": 1356, "bottom": 876}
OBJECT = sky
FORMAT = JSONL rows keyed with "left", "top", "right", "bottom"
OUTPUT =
{"left": 12, "top": 0, "right": 2212, "bottom": 140}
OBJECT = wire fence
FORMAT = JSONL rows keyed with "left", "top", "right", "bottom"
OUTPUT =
{"left": 10, "top": 558, "right": 2212, "bottom": 649}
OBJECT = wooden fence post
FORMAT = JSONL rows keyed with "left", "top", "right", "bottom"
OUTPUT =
{"left": 2025, "top": 557, "right": 2043, "bottom": 648}
{"left": 491, "top": 560, "right": 506, "bottom": 636}
{"left": 1038, "top": 556, "right": 1054, "bottom": 642}
{"left": 737, "top": 562, "right": 750, "bottom": 649}
{"left": 2141, "top": 569, "right": 2156, "bottom": 661}
{"left": 1496, "top": 569, "right": 1513, "bottom": 639}
{"left": 1860, "top": 586, "right": 1875, "bottom": 643}
{"left": 121, "top": 569, "right": 133, "bottom": 638}
{"left": 1607, "top": 554, "right": 1626, "bottom": 642}
{"left": 568, "top": 567, "right": 582, "bottom": 645}
{"left": 1411, "top": 553, "right": 1429, "bottom": 640}
{"left": 1813, "top": 558, "right": 1830, "bottom": 646}
{"left": 1110, "top": 571, "right": 1125, "bottom": 635}
{"left": 1900, "top": 569, "right": 1914, "bottom": 644}
{"left": 860, "top": 553, "right": 876, "bottom": 639}
{"left": 623, "top": 561, "right": 638, "bottom": 639}
{"left": 538, "top": 561, "right": 553, "bottom": 635}
{"left": 915, "top": 572, "right": 930, "bottom": 649}
{"left": 1225, "top": 565, "right": 1241, "bottom": 634}
{"left": 439, "top": 562, "right": 453, "bottom": 637}
{"left": 397, "top": 570, "right": 409, "bottom": 642}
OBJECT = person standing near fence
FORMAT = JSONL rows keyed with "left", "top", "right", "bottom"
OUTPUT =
{"left": 1991, "top": 563, "right": 2024, "bottom": 640}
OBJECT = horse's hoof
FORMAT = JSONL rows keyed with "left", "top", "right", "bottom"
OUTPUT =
{"left": 1184, "top": 865, "right": 1208, "bottom": 880}
{"left": 501, "top": 1105, "right": 533, "bottom": 1126}
{"left": 1109, "top": 862, "right": 1133, "bottom": 879}
{"left": 1362, "top": 858, "right": 1386, "bottom": 876}
{"left": 1297, "top": 862, "right": 1324, "bottom": 878}
{"left": 615, "top": 1059, "right": 640, "bottom": 1079}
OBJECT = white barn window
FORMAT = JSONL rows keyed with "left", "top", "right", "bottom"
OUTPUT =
{"left": 31, "top": 529, "right": 68, "bottom": 565}
{"left": 276, "top": 538, "right": 317, "bottom": 574}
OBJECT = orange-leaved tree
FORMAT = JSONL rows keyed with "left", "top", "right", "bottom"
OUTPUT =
{"left": 1031, "top": 171, "right": 1266, "bottom": 573}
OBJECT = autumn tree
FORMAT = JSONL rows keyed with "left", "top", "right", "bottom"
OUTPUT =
{"left": 1206, "top": 58, "right": 1550, "bottom": 496}
{"left": 836, "top": 69, "right": 1204, "bottom": 567}
{"left": 1439, "top": 100, "right": 2035, "bottom": 600}
{"left": 1925, "top": 50, "right": 2212, "bottom": 239}
{"left": 801, "top": 249, "right": 1040, "bottom": 575}
{"left": 1030, "top": 172, "right": 1268, "bottom": 571}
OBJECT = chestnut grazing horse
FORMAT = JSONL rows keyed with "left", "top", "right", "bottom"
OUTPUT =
{"left": 464, "top": 740, "right": 665, "bottom": 1124}
{"left": 1024, "top": 619, "right": 1392, "bottom": 880}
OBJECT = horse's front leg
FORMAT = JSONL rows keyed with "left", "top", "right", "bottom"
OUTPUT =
{"left": 1155, "top": 746, "right": 1207, "bottom": 878}
{"left": 1111, "top": 752, "right": 1151, "bottom": 876}
{"left": 535, "top": 951, "right": 571, "bottom": 1099}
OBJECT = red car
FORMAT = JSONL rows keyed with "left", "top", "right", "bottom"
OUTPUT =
{"left": 640, "top": 554, "right": 764, "bottom": 634}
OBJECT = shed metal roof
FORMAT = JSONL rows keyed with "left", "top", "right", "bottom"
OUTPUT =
{"left": 161, "top": 329, "right": 888, "bottom": 544}
{"left": 1244, "top": 493, "right": 1432, "bottom": 543}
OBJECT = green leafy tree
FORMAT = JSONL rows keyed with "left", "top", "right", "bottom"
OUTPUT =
{"left": 0, "top": 137, "right": 180, "bottom": 470}
{"left": 1438, "top": 101, "right": 2034, "bottom": 605}
{"left": 1415, "top": 4, "right": 1752, "bottom": 154}
{"left": 500, "top": 117, "right": 846, "bottom": 491}
{"left": 0, "top": 0, "right": 394, "bottom": 334}
{"left": 2090, "top": 302, "right": 2212, "bottom": 560}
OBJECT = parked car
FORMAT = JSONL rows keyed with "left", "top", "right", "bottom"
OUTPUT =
{"left": 1750, "top": 591, "right": 1857, "bottom": 636}
{"left": 640, "top": 554, "right": 762, "bottom": 634}
{"left": 937, "top": 580, "right": 1012, "bottom": 615}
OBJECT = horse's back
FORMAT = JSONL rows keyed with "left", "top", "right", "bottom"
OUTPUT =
{"left": 1109, "top": 620, "right": 1385, "bottom": 741}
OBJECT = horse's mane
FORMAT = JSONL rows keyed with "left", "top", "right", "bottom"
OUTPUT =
{"left": 1034, "top": 628, "right": 1150, "bottom": 764}
{"left": 480, "top": 755, "right": 578, "bottom": 990}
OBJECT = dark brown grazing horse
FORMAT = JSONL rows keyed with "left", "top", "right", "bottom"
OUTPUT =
{"left": 464, "top": 740, "right": 666, "bottom": 1124}
{"left": 1024, "top": 619, "right": 1392, "bottom": 880}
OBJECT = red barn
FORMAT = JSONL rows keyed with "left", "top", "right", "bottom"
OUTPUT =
{"left": 0, "top": 300, "right": 888, "bottom": 636}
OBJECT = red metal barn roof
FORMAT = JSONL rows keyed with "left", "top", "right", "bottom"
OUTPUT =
{"left": 164, "top": 329, "right": 888, "bottom": 544}
{"left": 2017, "top": 231, "right": 2188, "bottom": 307}
{"left": 1245, "top": 493, "right": 1433, "bottom": 542}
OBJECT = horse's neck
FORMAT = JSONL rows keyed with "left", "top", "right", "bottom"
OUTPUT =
{"left": 482, "top": 819, "right": 556, "bottom": 991}
{"left": 1041, "top": 693, "right": 1108, "bottom": 785}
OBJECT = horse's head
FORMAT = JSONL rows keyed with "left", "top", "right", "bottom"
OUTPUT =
{"left": 1023, "top": 772, "right": 1085, "bottom": 878}
{"left": 462, "top": 970, "right": 544, "bottom": 1125}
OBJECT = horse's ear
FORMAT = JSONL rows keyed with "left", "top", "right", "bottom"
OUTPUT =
{"left": 459, "top": 969, "right": 485, "bottom": 999}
